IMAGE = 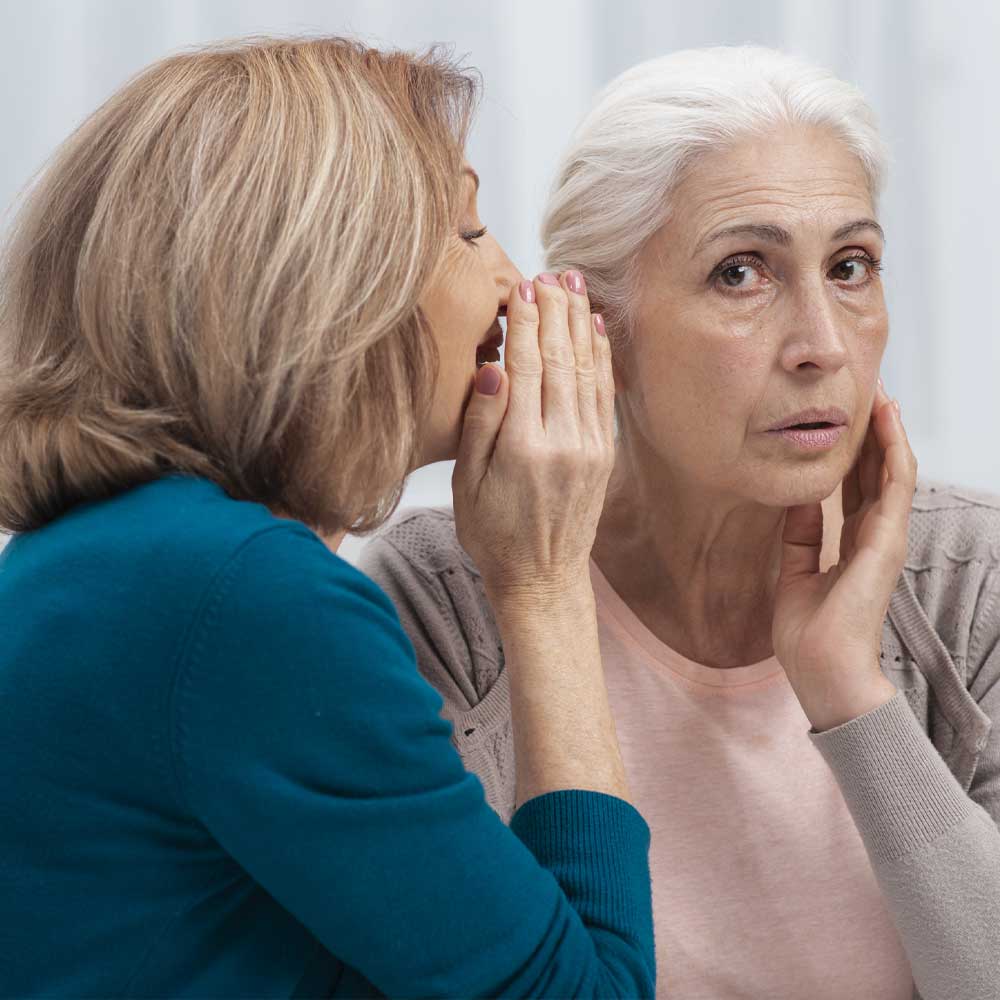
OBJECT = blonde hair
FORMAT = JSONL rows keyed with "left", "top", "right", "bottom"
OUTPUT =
{"left": 542, "top": 45, "right": 888, "bottom": 341}
{"left": 0, "top": 36, "right": 479, "bottom": 535}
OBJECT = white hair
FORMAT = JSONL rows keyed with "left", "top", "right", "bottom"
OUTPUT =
{"left": 541, "top": 45, "right": 890, "bottom": 339}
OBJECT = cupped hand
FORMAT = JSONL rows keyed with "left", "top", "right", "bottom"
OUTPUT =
{"left": 772, "top": 381, "right": 918, "bottom": 731}
{"left": 451, "top": 272, "right": 614, "bottom": 602}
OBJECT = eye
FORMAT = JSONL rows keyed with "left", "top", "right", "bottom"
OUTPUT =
{"left": 711, "top": 254, "right": 767, "bottom": 293}
{"left": 829, "top": 252, "right": 882, "bottom": 284}
{"left": 460, "top": 226, "right": 488, "bottom": 245}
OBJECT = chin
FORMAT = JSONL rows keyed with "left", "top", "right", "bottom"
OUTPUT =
{"left": 749, "top": 457, "right": 850, "bottom": 509}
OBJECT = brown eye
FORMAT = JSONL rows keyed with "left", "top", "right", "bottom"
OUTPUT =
{"left": 832, "top": 259, "right": 864, "bottom": 282}
{"left": 830, "top": 254, "right": 881, "bottom": 284}
{"left": 720, "top": 263, "right": 757, "bottom": 287}
{"left": 710, "top": 252, "right": 771, "bottom": 294}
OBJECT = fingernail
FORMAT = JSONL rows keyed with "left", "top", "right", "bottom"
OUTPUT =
{"left": 594, "top": 313, "right": 606, "bottom": 336}
{"left": 518, "top": 280, "right": 535, "bottom": 304}
{"left": 877, "top": 375, "right": 884, "bottom": 390}
{"left": 537, "top": 272, "right": 559, "bottom": 286}
{"left": 892, "top": 398, "right": 901, "bottom": 415}
{"left": 565, "top": 270, "right": 586, "bottom": 295}
{"left": 476, "top": 364, "right": 502, "bottom": 396}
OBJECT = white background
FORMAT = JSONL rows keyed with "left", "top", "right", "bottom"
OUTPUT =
{"left": 2, "top": 0, "right": 997, "bottom": 562}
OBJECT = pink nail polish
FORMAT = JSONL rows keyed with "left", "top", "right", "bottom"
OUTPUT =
{"left": 476, "top": 364, "right": 502, "bottom": 396}
{"left": 565, "top": 270, "right": 586, "bottom": 295}
{"left": 537, "top": 273, "right": 559, "bottom": 286}
{"left": 594, "top": 313, "right": 606, "bottom": 336}
{"left": 519, "top": 280, "right": 535, "bottom": 304}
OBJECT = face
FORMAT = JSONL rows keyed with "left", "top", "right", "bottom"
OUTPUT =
{"left": 619, "top": 125, "right": 888, "bottom": 508}
{"left": 416, "top": 164, "right": 520, "bottom": 466}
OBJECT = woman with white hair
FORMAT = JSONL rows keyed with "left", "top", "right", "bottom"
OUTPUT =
{"left": 361, "top": 46, "right": 1000, "bottom": 1000}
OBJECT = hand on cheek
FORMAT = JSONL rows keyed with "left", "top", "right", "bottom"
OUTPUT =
{"left": 772, "top": 377, "right": 917, "bottom": 732}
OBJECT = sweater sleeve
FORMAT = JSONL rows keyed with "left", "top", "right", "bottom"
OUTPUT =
{"left": 807, "top": 569, "right": 1000, "bottom": 1000}
{"left": 170, "top": 524, "right": 655, "bottom": 999}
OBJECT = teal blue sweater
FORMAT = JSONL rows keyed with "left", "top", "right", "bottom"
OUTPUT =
{"left": 0, "top": 476, "right": 654, "bottom": 998}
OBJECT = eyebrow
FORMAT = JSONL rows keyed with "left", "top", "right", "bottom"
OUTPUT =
{"left": 463, "top": 167, "right": 480, "bottom": 192}
{"left": 696, "top": 217, "right": 885, "bottom": 254}
{"left": 831, "top": 218, "right": 885, "bottom": 242}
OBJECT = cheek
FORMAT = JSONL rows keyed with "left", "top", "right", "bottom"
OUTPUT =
{"left": 845, "top": 305, "right": 888, "bottom": 400}
{"left": 436, "top": 351, "right": 474, "bottom": 428}
{"left": 627, "top": 311, "right": 771, "bottom": 453}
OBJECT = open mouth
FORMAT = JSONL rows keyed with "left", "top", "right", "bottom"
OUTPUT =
{"left": 476, "top": 328, "right": 504, "bottom": 368}
{"left": 768, "top": 407, "right": 850, "bottom": 432}
{"left": 765, "top": 408, "right": 849, "bottom": 450}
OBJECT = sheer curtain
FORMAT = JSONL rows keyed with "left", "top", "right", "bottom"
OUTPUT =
{"left": 2, "top": 0, "right": 996, "bottom": 561}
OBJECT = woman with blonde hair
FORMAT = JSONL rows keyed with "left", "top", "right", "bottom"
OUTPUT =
{"left": 0, "top": 37, "right": 656, "bottom": 997}
{"left": 362, "top": 46, "right": 1000, "bottom": 999}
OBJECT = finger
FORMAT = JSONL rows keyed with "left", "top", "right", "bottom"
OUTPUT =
{"left": 453, "top": 364, "right": 510, "bottom": 489}
{"left": 533, "top": 273, "right": 579, "bottom": 431}
{"left": 873, "top": 375, "right": 890, "bottom": 409}
{"left": 778, "top": 503, "right": 824, "bottom": 584}
{"left": 503, "top": 279, "right": 543, "bottom": 429}
{"left": 870, "top": 376, "right": 892, "bottom": 493}
{"left": 860, "top": 414, "right": 882, "bottom": 501}
{"left": 592, "top": 313, "right": 615, "bottom": 447}
{"left": 561, "top": 270, "right": 598, "bottom": 436}
{"left": 872, "top": 394, "right": 918, "bottom": 523}
{"left": 842, "top": 444, "right": 863, "bottom": 520}
{"left": 839, "top": 467, "right": 862, "bottom": 563}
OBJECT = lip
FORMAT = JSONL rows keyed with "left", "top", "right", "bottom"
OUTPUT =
{"left": 768, "top": 424, "right": 846, "bottom": 450}
{"left": 765, "top": 407, "right": 849, "bottom": 451}
{"left": 767, "top": 407, "right": 849, "bottom": 432}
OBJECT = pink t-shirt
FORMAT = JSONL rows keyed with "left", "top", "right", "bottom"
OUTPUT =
{"left": 589, "top": 559, "right": 914, "bottom": 1000}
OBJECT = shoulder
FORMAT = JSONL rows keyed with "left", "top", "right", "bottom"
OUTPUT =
{"left": 96, "top": 479, "right": 420, "bottom": 701}
{"left": 174, "top": 516, "right": 441, "bottom": 759}
{"left": 359, "top": 505, "right": 491, "bottom": 642}
{"left": 2, "top": 475, "right": 393, "bottom": 642}
{"left": 898, "top": 480, "right": 1000, "bottom": 684}
{"left": 361, "top": 505, "right": 479, "bottom": 580}
{"left": 359, "top": 507, "right": 504, "bottom": 711}
{"left": 201, "top": 517, "right": 412, "bottom": 663}
{"left": 905, "top": 479, "right": 1000, "bottom": 572}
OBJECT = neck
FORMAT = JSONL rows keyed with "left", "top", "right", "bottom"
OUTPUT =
{"left": 321, "top": 530, "right": 347, "bottom": 554}
{"left": 592, "top": 441, "right": 842, "bottom": 668}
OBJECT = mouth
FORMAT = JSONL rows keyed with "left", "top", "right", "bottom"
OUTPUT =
{"left": 765, "top": 407, "right": 849, "bottom": 450}
{"left": 475, "top": 321, "right": 505, "bottom": 368}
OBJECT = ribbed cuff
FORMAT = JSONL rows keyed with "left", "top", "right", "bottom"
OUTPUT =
{"left": 808, "top": 689, "right": 978, "bottom": 863}
{"left": 510, "top": 790, "right": 652, "bottom": 937}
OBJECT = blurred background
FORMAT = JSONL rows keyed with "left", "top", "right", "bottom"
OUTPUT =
{"left": 2, "top": 0, "right": 997, "bottom": 562}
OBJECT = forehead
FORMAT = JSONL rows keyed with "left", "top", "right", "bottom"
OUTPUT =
{"left": 670, "top": 125, "right": 875, "bottom": 244}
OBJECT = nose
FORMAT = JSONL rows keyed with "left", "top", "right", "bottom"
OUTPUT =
{"left": 778, "top": 283, "right": 849, "bottom": 375}
{"left": 491, "top": 239, "right": 524, "bottom": 311}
